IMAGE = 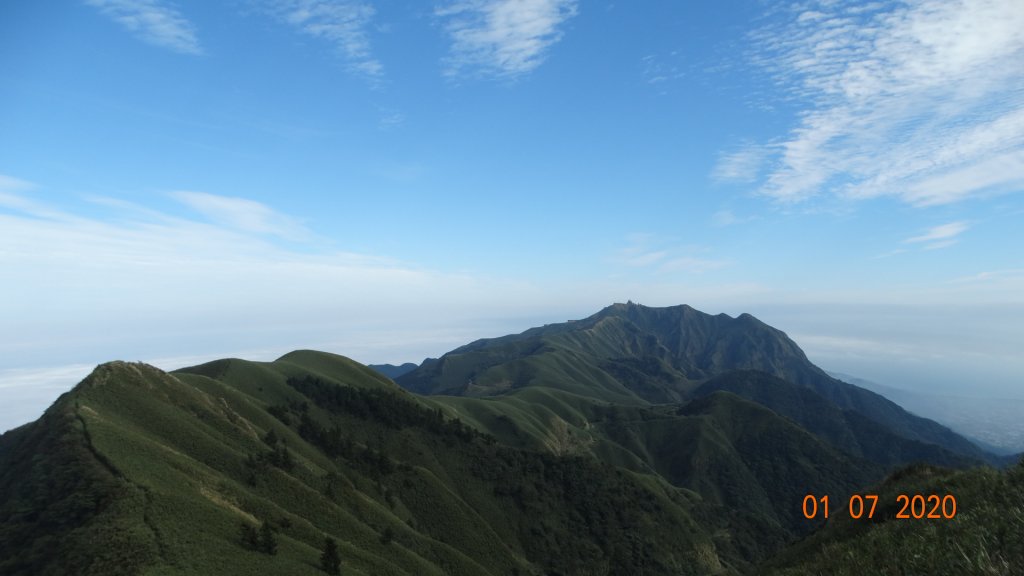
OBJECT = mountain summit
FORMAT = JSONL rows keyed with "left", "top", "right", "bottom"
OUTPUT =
{"left": 398, "top": 302, "right": 991, "bottom": 464}
{"left": 399, "top": 302, "right": 815, "bottom": 401}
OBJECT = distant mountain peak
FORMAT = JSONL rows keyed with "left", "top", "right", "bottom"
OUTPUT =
{"left": 76, "top": 360, "right": 167, "bottom": 393}
{"left": 396, "top": 302, "right": 995, "bottom": 464}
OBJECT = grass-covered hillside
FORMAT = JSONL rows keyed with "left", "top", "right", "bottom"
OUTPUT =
{"left": 397, "top": 303, "right": 994, "bottom": 465}
{"left": 762, "top": 460, "right": 1024, "bottom": 575}
{"left": 0, "top": 351, "right": 740, "bottom": 575}
{"left": 0, "top": 304, "right": 1012, "bottom": 575}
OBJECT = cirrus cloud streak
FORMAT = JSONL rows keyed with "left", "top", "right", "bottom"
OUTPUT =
{"left": 437, "top": 0, "right": 579, "bottom": 78}
{"left": 85, "top": 0, "right": 202, "bottom": 54}
{"left": 263, "top": 0, "right": 383, "bottom": 79}
{"left": 739, "top": 0, "right": 1024, "bottom": 206}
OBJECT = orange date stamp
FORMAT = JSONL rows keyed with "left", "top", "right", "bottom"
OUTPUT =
{"left": 802, "top": 493, "right": 957, "bottom": 520}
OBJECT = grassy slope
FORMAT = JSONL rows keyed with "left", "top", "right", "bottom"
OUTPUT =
{"left": 3, "top": 346, "right": 1009, "bottom": 575}
{"left": 430, "top": 386, "right": 889, "bottom": 572}
{"left": 0, "top": 390, "right": 158, "bottom": 576}
{"left": 762, "top": 461, "right": 1024, "bottom": 575}
{"left": 431, "top": 381, "right": 885, "bottom": 538}
{"left": 694, "top": 370, "right": 982, "bottom": 469}
{"left": 671, "top": 392, "right": 880, "bottom": 530}
{"left": 1, "top": 351, "right": 736, "bottom": 576}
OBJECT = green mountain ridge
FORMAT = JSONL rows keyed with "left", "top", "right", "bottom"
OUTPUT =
{"left": 0, "top": 353, "right": 747, "bottom": 575}
{"left": 0, "top": 304, "right": 1014, "bottom": 575}
{"left": 398, "top": 303, "right": 993, "bottom": 465}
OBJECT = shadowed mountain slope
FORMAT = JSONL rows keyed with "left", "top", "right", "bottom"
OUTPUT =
{"left": 398, "top": 302, "right": 994, "bottom": 464}
{"left": 694, "top": 370, "right": 981, "bottom": 469}
{"left": 368, "top": 363, "right": 419, "bottom": 380}
{"left": 0, "top": 353, "right": 748, "bottom": 576}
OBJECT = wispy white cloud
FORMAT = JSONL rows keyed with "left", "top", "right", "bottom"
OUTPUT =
{"left": 264, "top": 0, "right": 382, "bottom": 79}
{"left": 948, "top": 268, "right": 1024, "bottom": 284}
{"left": 85, "top": 0, "right": 202, "bottom": 55}
{"left": 612, "top": 234, "right": 728, "bottom": 274}
{"left": 740, "top": 0, "right": 1024, "bottom": 205}
{"left": 170, "top": 191, "right": 311, "bottom": 241}
{"left": 437, "top": 0, "right": 579, "bottom": 78}
{"left": 640, "top": 52, "right": 685, "bottom": 87}
{"left": 0, "top": 174, "right": 38, "bottom": 210}
{"left": 0, "top": 364, "right": 100, "bottom": 392}
{"left": 612, "top": 233, "right": 665, "bottom": 267}
{"left": 0, "top": 174, "right": 35, "bottom": 193}
{"left": 616, "top": 249, "right": 668, "bottom": 268}
{"left": 871, "top": 247, "right": 908, "bottom": 260}
{"left": 659, "top": 256, "right": 729, "bottom": 274}
{"left": 0, "top": 174, "right": 75, "bottom": 221}
{"left": 904, "top": 149, "right": 1024, "bottom": 206}
{"left": 904, "top": 221, "right": 969, "bottom": 249}
{"left": 4, "top": 179, "right": 1024, "bottom": 429}
{"left": 0, "top": 178, "right": 563, "bottom": 378}
{"left": 712, "top": 144, "right": 769, "bottom": 183}
{"left": 711, "top": 209, "right": 757, "bottom": 227}
{"left": 792, "top": 333, "right": 934, "bottom": 362}
{"left": 378, "top": 108, "right": 405, "bottom": 129}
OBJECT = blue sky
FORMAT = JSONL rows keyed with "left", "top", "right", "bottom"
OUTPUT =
{"left": 2, "top": 0, "right": 1023, "bottom": 432}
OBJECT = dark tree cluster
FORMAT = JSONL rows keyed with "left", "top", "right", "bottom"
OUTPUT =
{"left": 239, "top": 520, "right": 277, "bottom": 555}
{"left": 284, "top": 375, "right": 481, "bottom": 441}
{"left": 320, "top": 536, "right": 341, "bottom": 575}
{"left": 264, "top": 401, "right": 397, "bottom": 481}
{"left": 257, "top": 375, "right": 688, "bottom": 574}
{"left": 264, "top": 375, "right": 491, "bottom": 481}
{"left": 461, "top": 442, "right": 670, "bottom": 575}
{"left": 243, "top": 436, "right": 295, "bottom": 484}
{"left": 265, "top": 404, "right": 292, "bottom": 426}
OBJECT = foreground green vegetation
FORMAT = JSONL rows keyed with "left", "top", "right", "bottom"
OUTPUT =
{"left": 1, "top": 353, "right": 734, "bottom": 575}
{"left": 763, "top": 461, "right": 1024, "bottom": 575}
{"left": 0, "top": 304, "right": 1013, "bottom": 575}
